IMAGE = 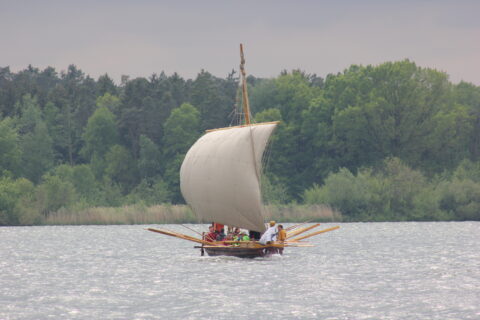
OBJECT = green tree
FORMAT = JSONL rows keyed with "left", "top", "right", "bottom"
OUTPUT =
{"left": 12, "top": 178, "right": 39, "bottom": 225}
{"left": 452, "top": 159, "right": 480, "bottom": 183}
{"left": 438, "top": 178, "right": 480, "bottom": 220}
{"left": 254, "top": 108, "right": 282, "bottom": 123}
{"left": 190, "top": 70, "right": 233, "bottom": 130}
{"left": 0, "top": 67, "right": 14, "bottom": 117}
{"left": 43, "top": 101, "right": 66, "bottom": 163}
{"left": 54, "top": 164, "right": 99, "bottom": 204}
{"left": 15, "top": 95, "right": 54, "bottom": 183}
{"left": 326, "top": 61, "right": 452, "bottom": 171}
{"left": 104, "top": 145, "right": 138, "bottom": 193}
{"left": 0, "top": 117, "right": 21, "bottom": 176}
{"left": 163, "top": 103, "right": 201, "bottom": 158}
{"left": 36, "top": 174, "right": 77, "bottom": 215}
{"left": 249, "top": 78, "right": 279, "bottom": 115}
{"left": 427, "top": 104, "right": 473, "bottom": 171}
{"left": 300, "top": 95, "right": 337, "bottom": 183}
{"left": 163, "top": 103, "right": 201, "bottom": 202}
{"left": 117, "top": 77, "right": 169, "bottom": 155}
{"left": 261, "top": 175, "right": 291, "bottom": 204}
{"left": 96, "top": 92, "right": 121, "bottom": 114}
{"left": 250, "top": 72, "right": 323, "bottom": 199}
{"left": 98, "top": 177, "right": 123, "bottom": 207}
{"left": 138, "top": 135, "right": 162, "bottom": 179}
{"left": 81, "top": 106, "right": 119, "bottom": 161}
{"left": 273, "top": 70, "right": 322, "bottom": 125}
{"left": 14, "top": 94, "right": 42, "bottom": 133}
{"left": 0, "top": 177, "right": 35, "bottom": 225}
{"left": 47, "top": 86, "right": 77, "bottom": 165}
{"left": 97, "top": 74, "right": 117, "bottom": 96}
{"left": 453, "top": 81, "right": 480, "bottom": 160}
{"left": 163, "top": 154, "right": 185, "bottom": 203}
{"left": 45, "top": 65, "right": 97, "bottom": 165}
{"left": 126, "top": 178, "right": 171, "bottom": 205}
{"left": 303, "top": 168, "right": 377, "bottom": 220}
{"left": 20, "top": 121, "right": 54, "bottom": 183}
{"left": 378, "top": 157, "right": 427, "bottom": 220}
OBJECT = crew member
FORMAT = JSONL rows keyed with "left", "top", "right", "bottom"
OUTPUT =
{"left": 278, "top": 224, "right": 286, "bottom": 242}
{"left": 259, "top": 221, "right": 278, "bottom": 244}
{"left": 205, "top": 226, "right": 217, "bottom": 242}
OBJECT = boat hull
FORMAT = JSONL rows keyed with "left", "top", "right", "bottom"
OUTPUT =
{"left": 204, "top": 246, "right": 282, "bottom": 258}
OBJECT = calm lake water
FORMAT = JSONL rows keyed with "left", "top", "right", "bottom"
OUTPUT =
{"left": 1, "top": 222, "right": 479, "bottom": 320}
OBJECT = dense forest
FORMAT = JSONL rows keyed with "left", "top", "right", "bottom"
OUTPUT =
{"left": 1, "top": 60, "right": 479, "bottom": 225}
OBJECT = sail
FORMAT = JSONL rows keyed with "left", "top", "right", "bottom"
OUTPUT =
{"left": 180, "top": 122, "right": 278, "bottom": 232}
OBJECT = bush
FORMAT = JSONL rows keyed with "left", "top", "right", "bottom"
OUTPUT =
{"left": 452, "top": 159, "right": 480, "bottom": 183}
{"left": 303, "top": 168, "right": 375, "bottom": 220}
{"left": 302, "top": 157, "right": 462, "bottom": 221}
{"left": 438, "top": 178, "right": 480, "bottom": 220}
{"left": 410, "top": 186, "right": 451, "bottom": 220}
{"left": 0, "top": 177, "right": 36, "bottom": 225}
{"left": 36, "top": 174, "right": 77, "bottom": 215}
{"left": 379, "top": 158, "right": 427, "bottom": 220}
{"left": 261, "top": 175, "right": 291, "bottom": 204}
{"left": 126, "top": 178, "right": 172, "bottom": 205}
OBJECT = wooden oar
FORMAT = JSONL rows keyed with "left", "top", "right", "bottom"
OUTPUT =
{"left": 285, "top": 219, "right": 313, "bottom": 231}
{"left": 161, "top": 228, "right": 203, "bottom": 242}
{"left": 268, "top": 241, "right": 314, "bottom": 247}
{"left": 286, "top": 223, "right": 321, "bottom": 239}
{"left": 282, "top": 243, "right": 314, "bottom": 247}
{"left": 152, "top": 228, "right": 221, "bottom": 246}
{"left": 147, "top": 228, "right": 220, "bottom": 246}
{"left": 289, "top": 226, "right": 340, "bottom": 241}
{"left": 147, "top": 227, "right": 202, "bottom": 243}
{"left": 147, "top": 228, "right": 315, "bottom": 249}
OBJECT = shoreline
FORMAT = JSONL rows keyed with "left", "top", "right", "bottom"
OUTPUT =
{"left": 3, "top": 204, "right": 475, "bottom": 226}
{"left": 6, "top": 204, "right": 342, "bottom": 226}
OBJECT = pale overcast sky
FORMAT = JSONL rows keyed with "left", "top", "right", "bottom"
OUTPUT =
{"left": 1, "top": 0, "right": 479, "bottom": 84}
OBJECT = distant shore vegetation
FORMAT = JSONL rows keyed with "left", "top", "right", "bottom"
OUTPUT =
{"left": 43, "top": 204, "right": 341, "bottom": 226}
{"left": 1, "top": 61, "right": 479, "bottom": 226}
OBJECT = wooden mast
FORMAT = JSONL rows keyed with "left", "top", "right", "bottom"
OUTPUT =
{"left": 240, "top": 44, "right": 251, "bottom": 125}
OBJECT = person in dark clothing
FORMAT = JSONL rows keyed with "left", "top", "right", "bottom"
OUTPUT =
{"left": 249, "top": 230, "right": 261, "bottom": 240}
{"left": 216, "top": 228, "right": 226, "bottom": 241}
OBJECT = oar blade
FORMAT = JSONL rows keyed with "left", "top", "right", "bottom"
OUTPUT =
{"left": 290, "top": 226, "right": 340, "bottom": 241}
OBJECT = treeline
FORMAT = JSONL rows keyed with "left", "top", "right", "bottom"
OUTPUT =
{"left": 304, "top": 157, "right": 480, "bottom": 221}
{"left": 0, "top": 60, "right": 479, "bottom": 225}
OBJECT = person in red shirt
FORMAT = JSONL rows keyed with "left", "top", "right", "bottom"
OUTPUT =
{"left": 205, "top": 226, "right": 217, "bottom": 242}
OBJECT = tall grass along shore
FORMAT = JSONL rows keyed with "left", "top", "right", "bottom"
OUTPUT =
{"left": 43, "top": 204, "right": 341, "bottom": 225}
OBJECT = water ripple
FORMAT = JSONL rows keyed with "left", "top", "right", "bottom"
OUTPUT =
{"left": 1, "top": 222, "right": 479, "bottom": 319}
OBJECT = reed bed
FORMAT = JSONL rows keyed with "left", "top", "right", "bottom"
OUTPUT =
{"left": 44, "top": 204, "right": 198, "bottom": 225}
{"left": 44, "top": 204, "right": 342, "bottom": 225}
{"left": 265, "top": 204, "right": 342, "bottom": 222}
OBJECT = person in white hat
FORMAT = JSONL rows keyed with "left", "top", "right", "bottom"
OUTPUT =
{"left": 259, "top": 221, "right": 278, "bottom": 244}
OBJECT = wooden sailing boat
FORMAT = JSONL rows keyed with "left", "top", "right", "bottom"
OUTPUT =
{"left": 147, "top": 44, "right": 339, "bottom": 258}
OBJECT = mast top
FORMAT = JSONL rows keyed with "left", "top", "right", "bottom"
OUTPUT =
{"left": 239, "top": 44, "right": 251, "bottom": 125}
